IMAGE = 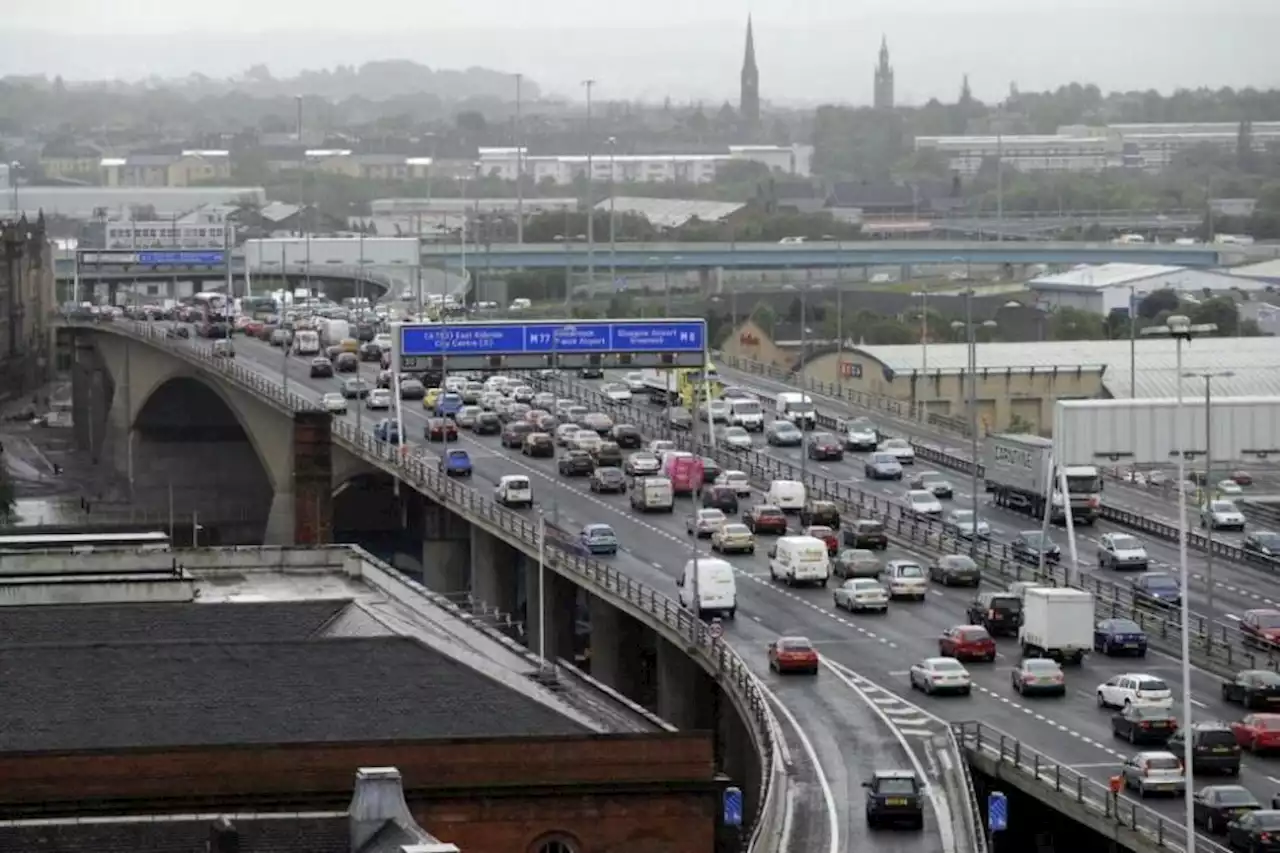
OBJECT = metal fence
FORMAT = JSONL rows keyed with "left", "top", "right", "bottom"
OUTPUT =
{"left": 55, "top": 317, "right": 788, "bottom": 853}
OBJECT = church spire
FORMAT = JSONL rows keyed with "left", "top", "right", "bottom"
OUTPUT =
{"left": 740, "top": 15, "right": 760, "bottom": 125}
{"left": 874, "top": 34, "right": 894, "bottom": 109}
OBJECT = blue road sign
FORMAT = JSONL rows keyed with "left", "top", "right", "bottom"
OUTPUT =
{"left": 137, "top": 250, "right": 225, "bottom": 266}
{"left": 722, "top": 786, "right": 743, "bottom": 827}
{"left": 398, "top": 319, "right": 706, "bottom": 357}
{"left": 987, "top": 791, "right": 1007, "bottom": 832}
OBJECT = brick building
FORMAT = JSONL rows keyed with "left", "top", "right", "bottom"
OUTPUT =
{"left": 0, "top": 214, "right": 55, "bottom": 398}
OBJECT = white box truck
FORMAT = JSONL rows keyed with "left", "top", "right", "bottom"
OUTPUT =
{"left": 318, "top": 318, "right": 351, "bottom": 348}
{"left": 982, "top": 433, "right": 1101, "bottom": 525}
{"left": 1019, "top": 587, "right": 1094, "bottom": 664}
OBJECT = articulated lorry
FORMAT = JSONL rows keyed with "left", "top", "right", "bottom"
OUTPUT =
{"left": 982, "top": 433, "right": 1101, "bottom": 525}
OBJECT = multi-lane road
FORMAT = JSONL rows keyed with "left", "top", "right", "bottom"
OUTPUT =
{"left": 178, "top": 330, "right": 952, "bottom": 853}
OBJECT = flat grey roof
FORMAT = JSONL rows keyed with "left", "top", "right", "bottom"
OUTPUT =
{"left": 5, "top": 186, "right": 266, "bottom": 219}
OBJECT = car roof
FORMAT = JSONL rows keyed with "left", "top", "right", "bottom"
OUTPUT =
{"left": 873, "top": 769, "right": 919, "bottom": 779}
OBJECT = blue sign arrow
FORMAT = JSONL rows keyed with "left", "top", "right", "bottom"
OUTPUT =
{"left": 988, "top": 791, "right": 1007, "bottom": 832}
{"left": 397, "top": 319, "right": 706, "bottom": 357}
{"left": 722, "top": 786, "right": 743, "bottom": 827}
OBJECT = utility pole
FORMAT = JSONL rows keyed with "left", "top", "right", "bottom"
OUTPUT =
{"left": 583, "top": 79, "right": 596, "bottom": 293}
{"left": 515, "top": 73, "right": 525, "bottom": 245}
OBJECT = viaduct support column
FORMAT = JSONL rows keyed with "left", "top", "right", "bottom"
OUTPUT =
{"left": 283, "top": 411, "right": 333, "bottom": 545}
{"left": 525, "top": 561, "right": 576, "bottom": 662}
{"left": 71, "top": 335, "right": 95, "bottom": 452}
{"left": 656, "top": 636, "right": 716, "bottom": 730}
{"left": 470, "top": 526, "right": 518, "bottom": 615}
{"left": 587, "top": 594, "right": 644, "bottom": 700}
{"left": 422, "top": 502, "right": 471, "bottom": 594}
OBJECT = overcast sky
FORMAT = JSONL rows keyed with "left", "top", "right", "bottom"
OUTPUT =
{"left": 3, "top": 0, "right": 1277, "bottom": 105}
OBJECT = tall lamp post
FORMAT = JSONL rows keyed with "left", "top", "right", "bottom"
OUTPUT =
{"left": 514, "top": 72, "right": 525, "bottom": 245}
{"left": 950, "top": 292, "right": 997, "bottom": 555}
{"left": 582, "top": 79, "right": 597, "bottom": 291}
{"left": 1140, "top": 314, "right": 1217, "bottom": 853}
{"left": 607, "top": 136, "right": 618, "bottom": 288}
{"left": 1185, "top": 369, "right": 1234, "bottom": 619}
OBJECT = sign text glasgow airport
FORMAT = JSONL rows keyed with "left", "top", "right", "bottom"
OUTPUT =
{"left": 77, "top": 249, "right": 226, "bottom": 266}
{"left": 395, "top": 319, "right": 707, "bottom": 370}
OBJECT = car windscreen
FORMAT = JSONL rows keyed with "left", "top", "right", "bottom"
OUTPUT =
{"left": 877, "top": 778, "right": 916, "bottom": 795}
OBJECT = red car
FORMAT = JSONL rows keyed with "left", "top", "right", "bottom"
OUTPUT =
{"left": 743, "top": 504, "right": 788, "bottom": 535}
{"left": 805, "top": 525, "right": 839, "bottom": 554}
{"left": 425, "top": 418, "right": 458, "bottom": 442}
{"left": 1232, "top": 713, "right": 1280, "bottom": 752}
{"left": 1232, "top": 470, "right": 1254, "bottom": 486}
{"left": 768, "top": 636, "right": 819, "bottom": 674}
{"left": 938, "top": 625, "right": 996, "bottom": 662}
{"left": 1241, "top": 609, "right": 1280, "bottom": 647}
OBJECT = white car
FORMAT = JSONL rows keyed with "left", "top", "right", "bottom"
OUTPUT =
{"left": 877, "top": 438, "right": 915, "bottom": 464}
{"left": 1097, "top": 533, "right": 1149, "bottom": 570}
{"left": 1096, "top": 673, "right": 1173, "bottom": 710}
{"left": 906, "top": 489, "right": 943, "bottom": 516}
{"left": 687, "top": 508, "right": 727, "bottom": 537}
{"left": 572, "top": 430, "right": 603, "bottom": 452}
{"left": 909, "top": 657, "right": 972, "bottom": 695}
{"left": 1216, "top": 479, "right": 1244, "bottom": 496}
{"left": 554, "top": 423, "right": 580, "bottom": 446}
{"left": 511, "top": 385, "right": 535, "bottom": 403}
{"left": 1201, "top": 499, "right": 1246, "bottom": 531}
{"left": 945, "top": 509, "right": 991, "bottom": 540}
{"left": 623, "top": 371, "right": 646, "bottom": 392}
{"left": 1122, "top": 751, "right": 1186, "bottom": 798}
{"left": 720, "top": 426, "right": 754, "bottom": 451}
{"left": 365, "top": 388, "right": 392, "bottom": 410}
{"left": 885, "top": 560, "right": 928, "bottom": 600}
{"left": 716, "top": 470, "right": 753, "bottom": 497}
{"left": 841, "top": 419, "right": 879, "bottom": 451}
{"left": 322, "top": 392, "right": 348, "bottom": 414}
{"left": 648, "top": 439, "right": 676, "bottom": 458}
{"left": 602, "top": 383, "right": 632, "bottom": 403}
{"left": 702, "top": 399, "right": 731, "bottom": 423}
{"left": 833, "top": 578, "right": 889, "bottom": 613}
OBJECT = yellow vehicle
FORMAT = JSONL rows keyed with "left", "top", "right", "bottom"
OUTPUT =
{"left": 423, "top": 387, "right": 443, "bottom": 409}
{"left": 677, "top": 361, "right": 723, "bottom": 410}
{"left": 339, "top": 337, "right": 359, "bottom": 353}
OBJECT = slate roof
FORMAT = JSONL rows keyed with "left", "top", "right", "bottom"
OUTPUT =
{"left": 0, "top": 813, "right": 350, "bottom": 853}
{"left": 0, "top": 636, "right": 588, "bottom": 753}
{"left": 0, "top": 601, "right": 350, "bottom": 647}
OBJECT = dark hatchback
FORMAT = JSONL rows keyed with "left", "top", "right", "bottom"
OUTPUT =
{"left": 806, "top": 432, "right": 844, "bottom": 461}
{"left": 593, "top": 441, "right": 625, "bottom": 468}
{"left": 700, "top": 456, "right": 722, "bottom": 485}
{"left": 521, "top": 433, "right": 555, "bottom": 458}
{"left": 309, "top": 357, "right": 334, "bottom": 378}
{"left": 1011, "top": 530, "right": 1061, "bottom": 564}
{"left": 966, "top": 593, "right": 1023, "bottom": 637}
{"left": 1225, "top": 809, "right": 1280, "bottom": 851}
{"left": 611, "top": 424, "right": 643, "bottom": 449}
{"left": 1093, "top": 618, "right": 1148, "bottom": 657}
{"left": 474, "top": 412, "right": 502, "bottom": 435}
{"left": 501, "top": 422, "right": 534, "bottom": 448}
{"left": 589, "top": 467, "right": 628, "bottom": 494}
{"left": 1167, "top": 722, "right": 1242, "bottom": 776}
{"left": 1193, "top": 785, "right": 1260, "bottom": 835}
{"left": 558, "top": 450, "right": 595, "bottom": 477}
{"left": 800, "top": 500, "right": 840, "bottom": 529}
{"left": 1111, "top": 704, "right": 1178, "bottom": 745}
{"left": 843, "top": 519, "right": 888, "bottom": 550}
{"left": 702, "top": 486, "right": 740, "bottom": 514}
{"left": 1222, "top": 670, "right": 1280, "bottom": 710}
{"left": 864, "top": 771, "right": 924, "bottom": 830}
{"left": 334, "top": 352, "right": 359, "bottom": 373}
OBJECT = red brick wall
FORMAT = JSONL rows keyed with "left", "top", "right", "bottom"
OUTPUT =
{"left": 292, "top": 410, "right": 333, "bottom": 544}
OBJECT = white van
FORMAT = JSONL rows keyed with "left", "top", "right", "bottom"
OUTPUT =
{"left": 291, "top": 330, "right": 320, "bottom": 356}
{"left": 678, "top": 557, "right": 738, "bottom": 619}
{"left": 728, "top": 398, "right": 765, "bottom": 432}
{"left": 767, "top": 479, "right": 806, "bottom": 512}
{"left": 630, "top": 476, "right": 675, "bottom": 513}
{"left": 769, "top": 535, "right": 831, "bottom": 587}
{"left": 775, "top": 392, "right": 816, "bottom": 429}
{"left": 494, "top": 474, "right": 533, "bottom": 508}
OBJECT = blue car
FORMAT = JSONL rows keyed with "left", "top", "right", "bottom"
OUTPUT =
{"left": 444, "top": 449, "right": 472, "bottom": 477}
{"left": 1132, "top": 572, "right": 1181, "bottom": 608}
{"left": 1093, "top": 617, "right": 1148, "bottom": 657}
{"left": 373, "top": 419, "right": 401, "bottom": 444}
{"left": 579, "top": 523, "right": 618, "bottom": 556}
{"left": 436, "top": 392, "right": 464, "bottom": 418}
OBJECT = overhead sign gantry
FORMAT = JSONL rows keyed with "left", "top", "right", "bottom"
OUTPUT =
{"left": 392, "top": 319, "right": 707, "bottom": 372}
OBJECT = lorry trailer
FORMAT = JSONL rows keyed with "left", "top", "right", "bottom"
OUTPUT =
{"left": 983, "top": 433, "right": 1101, "bottom": 525}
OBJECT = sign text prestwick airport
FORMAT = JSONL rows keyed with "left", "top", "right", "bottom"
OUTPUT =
{"left": 395, "top": 319, "right": 707, "bottom": 371}
{"left": 76, "top": 249, "right": 227, "bottom": 267}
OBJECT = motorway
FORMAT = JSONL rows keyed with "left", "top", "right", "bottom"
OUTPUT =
{"left": 168, "top": 330, "right": 950, "bottom": 853}
{"left": 159, "top": 326, "right": 1279, "bottom": 851}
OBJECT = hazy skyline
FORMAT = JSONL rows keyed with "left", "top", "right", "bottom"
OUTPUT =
{"left": 3, "top": 0, "right": 1278, "bottom": 105}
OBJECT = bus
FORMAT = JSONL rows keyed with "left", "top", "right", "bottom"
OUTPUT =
{"left": 192, "top": 291, "right": 228, "bottom": 320}
{"left": 0, "top": 531, "right": 171, "bottom": 554}
{"left": 244, "top": 296, "right": 279, "bottom": 320}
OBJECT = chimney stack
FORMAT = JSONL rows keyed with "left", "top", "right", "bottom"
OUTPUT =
{"left": 208, "top": 817, "right": 241, "bottom": 853}
{"left": 349, "top": 766, "right": 416, "bottom": 851}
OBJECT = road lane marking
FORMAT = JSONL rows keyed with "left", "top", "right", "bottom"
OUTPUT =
{"left": 755, "top": 680, "right": 840, "bottom": 853}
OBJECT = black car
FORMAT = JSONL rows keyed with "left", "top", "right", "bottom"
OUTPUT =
{"left": 340, "top": 378, "right": 371, "bottom": 399}
{"left": 358, "top": 342, "right": 382, "bottom": 362}
{"left": 800, "top": 500, "right": 840, "bottom": 529}
{"left": 309, "top": 357, "right": 334, "bottom": 378}
{"left": 589, "top": 467, "right": 628, "bottom": 494}
{"left": 1093, "top": 618, "right": 1148, "bottom": 657}
{"left": 593, "top": 441, "right": 624, "bottom": 468}
{"left": 806, "top": 432, "right": 844, "bottom": 461}
{"left": 1010, "top": 530, "right": 1061, "bottom": 564}
{"left": 474, "top": 412, "right": 502, "bottom": 435}
{"left": 559, "top": 450, "right": 595, "bottom": 476}
{"left": 1244, "top": 531, "right": 1280, "bottom": 560}
{"left": 1194, "top": 785, "right": 1262, "bottom": 835}
{"left": 699, "top": 456, "right": 722, "bottom": 485}
{"left": 334, "top": 352, "right": 359, "bottom": 373}
{"left": 1226, "top": 810, "right": 1280, "bottom": 852}
{"left": 521, "top": 433, "right": 555, "bottom": 458}
{"left": 966, "top": 593, "right": 1023, "bottom": 637}
{"left": 376, "top": 370, "right": 395, "bottom": 389}
{"left": 1111, "top": 704, "right": 1178, "bottom": 745}
{"left": 843, "top": 519, "right": 888, "bottom": 550}
{"left": 579, "top": 366, "right": 605, "bottom": 379}
{"left": 1133, "top": 572, "right": 1182, "bottom": 608}
{"left": 501, "top": 422, "right": 534, "bottom": 448}
{"left": 863, "top": 770, "right": 924, "bottom": 830}
{"left": 1222, "top": 670, "right": 1280, "bottom": 710}
{"left": 1167, "top": 722, "right": 1242, "bottom": 776}
{"left": 611, "top": 424, "right": 643, "bottom": 449}
{"left": 702, "top": 486, "right": 740, "bottom": 514}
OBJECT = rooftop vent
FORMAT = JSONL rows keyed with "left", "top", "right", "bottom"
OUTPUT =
{"left": 350, "top": 766, "right": 416, "bottom": 851}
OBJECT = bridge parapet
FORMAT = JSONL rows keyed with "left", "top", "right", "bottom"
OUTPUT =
{"left": 51, "top": 314, "right": 789, "bottom": 853}
{"left": 953, "top": 721, "right": 1221, "bottom": 853}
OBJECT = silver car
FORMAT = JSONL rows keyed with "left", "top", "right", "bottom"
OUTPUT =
{"left": 864, "top": 452, "right": 903, "bottom": 481}
{"left": 624, "top": 452, "right": 661, "bottom": 476}
{"left": 1098, "top": 533, "right": 1149, "bottom": 571}
{"left": 833, "top": 578, "right": 889, "bottom": 612}
{"left": 1122, "top": 751, "right": 1185, "bottom": 797}
{"left": 719, "top": 425, "right": 754, "bottom": 450}
{"left": 686, "top": 508, "right": 727, "bottom": 537}
{"left": 946, "top": 509, "right": 991, "bottom": 540}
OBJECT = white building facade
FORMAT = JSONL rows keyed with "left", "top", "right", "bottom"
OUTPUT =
{"left": 1027, "top": 263, "right": 1266, "bottom": 315}
{"left": 476, "top": 144, "right": 814, "bottom": 186}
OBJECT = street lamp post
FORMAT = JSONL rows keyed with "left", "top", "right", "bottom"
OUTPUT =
{"left": 514, "top": 73, "right": 524, "bottom": 245}
{"left": 582, "top": 79, "right": 597, "bottom": 291}
{"left": 951, "top": 291, "right": 997, "bottom": 555}
{"left": 607, "top": 136, "right": 618, "bottom": 289}
{"left": 1140, "top": 314, "right": 1218, "bottom": 853}
{"left": 1185, "top": 369, "right": 1234, "bottom": 619}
